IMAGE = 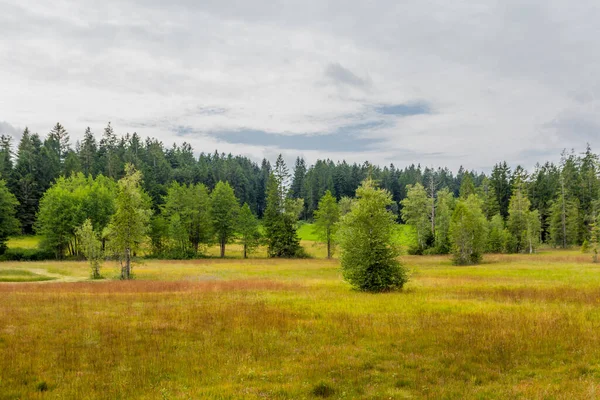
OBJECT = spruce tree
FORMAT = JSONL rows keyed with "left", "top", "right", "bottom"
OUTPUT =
{"left": 313, "top": 190, "right": 340, "bottom": 259}
{"left": 264, "top": 164, "right": 302, "bottom": 258}
{"left": 337, "top": 178, "right": 408, "bottom": 292}
{"left": 0, "top": 180, "right": 19, "bottom": 255}
{"left": 237, "top": 203, "right": 260, "bottom": 259}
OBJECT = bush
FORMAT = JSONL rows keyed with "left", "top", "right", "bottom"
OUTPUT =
{"left": 0, "top": 248, "right": 55, "bottom": 261}
{"left": 311, "top": 382, "right": 334, "bottom": 398}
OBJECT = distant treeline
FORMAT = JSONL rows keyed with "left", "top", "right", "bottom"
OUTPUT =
{"left": 0, "top": 122, "right": 597, "bottom": 246}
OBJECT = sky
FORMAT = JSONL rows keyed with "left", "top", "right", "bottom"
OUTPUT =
{"left": 1, "top": 0, "right": 599, "bottom": 172}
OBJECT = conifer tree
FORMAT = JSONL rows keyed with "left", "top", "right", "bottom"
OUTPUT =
{"left": 401, "top": 183, "right": 430, "bottom": 252}
{"left": 237, "top": 203, "right": 260, "bottom": 259}
{"left": 264, "top": 158, "right": 303, "bottom": 257}
{"left": 313, "top": 190, "right": 340, "bottom": 259}
{"left": 0, "top": 180, "right": 19, "bottom": 255}
{"left": 337, "top": 178, "right": 408, "bottom": 292}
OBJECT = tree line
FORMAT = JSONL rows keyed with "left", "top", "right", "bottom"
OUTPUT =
{"left": 1, "top": 123, "right": 599, "bottom": 260}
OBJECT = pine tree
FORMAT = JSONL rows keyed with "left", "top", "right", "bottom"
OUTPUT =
{"left": 337, "top": 178, "right": 408, "bottom": 292}
{"left": 79, "top": 127, "right": 98, "bottom": 176}
{"left": 0, "top": 135, "right": 12, "bottom": 183}
{"left": 506, "top": 186, "right": 532, "bottom": 253}
{"left": 12, "top": 129, "right": 44, "bottom": 233}
{"left": 434, "top": 188, "right": 454, "bottom": 254}
{"left": 459, "top": 174, "right": 476, "bottom": 198}
{"left": 401, "top": 183, "right": 431, "bottom": 252}
{"left": 0, "top": 180, "right": 19, "bottom": 255}
{"left": 490, "top": 162, "right": 512, "bottom": 218}
{"left": 313, "top": 190, "right": 340, "bottom": 259}
{"left": 237, "top": 203, "right": 260, "bottom": 259}
{"left": 264, "top": 168, "right": 302, "bottom": 258}
{"left": 47, "top": 122, "right": 70, "bottom": 167}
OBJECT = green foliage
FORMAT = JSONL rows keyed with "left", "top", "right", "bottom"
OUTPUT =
{"left": 0, "top": 180, "right": 19, "bottom": 255}
{"left": 264, "top": 158, "right": 303, "bottom": 258}
{"left": 76, "top": 219, "right": 103, "bottom": 279}
{"left": 161, "top": 182, "right": 212, "bottom": 257}
{"left": 105, "top": 164, "right": 152, "bottom": 279}
{"left": 487, "top": 214, "right": 508, "bottom": 253}
{"left": 313, "top": 190, "right": 340, "bottom": 259}
{"left": 0, "top": 248, "right": 54, "bottom": 261}
{"left": 506, "top": 186, "right": 533, "bottom": 253}
{"left": 237, "top": 203, "right": 261, "bottom": 258}
{"left": 449, "top": 195, "right": 488, "bottom": 265}
{"left": 401, "top": 183, "right": 430, "bottom": 252}
{"left": 35, "top": 174, "right": 116, "bottom": 258}
{"left": 210, "top": 181, "right": 240, "bottom": 258}
{"left": 459, "top": 174, "right": 476, "bottom": 198}
{"left": 434, "top": 188, "right": 454, "bottom": 254}
{"left": 581, "top": 239, "right": 590, "bottom": 253}
{"left": 338, "top": 196, "right": 354, "bottom": 216}
{"left": 548, "top": 193, "right": 580, "bottom": 248}
{"left": 524, "top": 209, "right": 541, "bottom": 254}
{"left": 338, "top": 179, "right": 408, "bottom": 292}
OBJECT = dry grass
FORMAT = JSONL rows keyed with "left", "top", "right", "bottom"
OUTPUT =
{"left": 1, "top": 251, "right": 600, "bottom": 398}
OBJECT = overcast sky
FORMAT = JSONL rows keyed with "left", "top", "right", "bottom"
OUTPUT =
{"left": 1, "top": 0, "right": 599, "bottom": 171}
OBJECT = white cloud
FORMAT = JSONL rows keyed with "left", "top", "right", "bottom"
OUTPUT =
{"left": 1, "top": 0, "right": 599, "bottom": 171}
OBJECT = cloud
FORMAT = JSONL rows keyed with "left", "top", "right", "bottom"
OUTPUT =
{"left": 1, "top": 0, "right": 600, "bottom": 171}
{"left": 0, "top": 121, "right": 20, "bottom": 138}
{"left": 325, "top": 63, "right": 369, "bottom": 87}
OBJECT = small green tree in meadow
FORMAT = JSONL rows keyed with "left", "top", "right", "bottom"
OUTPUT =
{"left": 237, "top": 203, "right": 260, "bottom": 259}
{"left": 487, "top": 213, "right": 507, "bottom": 253}
{"left": 264, "top": 156, "right": 303, "bottom": 258}
{"left": 0, "top": 180, "right": 19, "bottom": 255}
{"left": 401, "top": 183, "right": 430, "bottom": 253}
{"left": 106, "top": 164, "right": 152, "bottom": 280}
{"left": 313, "top": 190, "right": 340, "bottom": 259}
{"left": 338, "top": 178, "right": 408, "bottom": 292}
{"left": 76, "top": 219, "right": 103, "bottom": 279}
{"left": 210, "top": 181, "right": 240, "bottom": 258}
{"left": 449, "top": 195, "right": 488, "bottom": 265}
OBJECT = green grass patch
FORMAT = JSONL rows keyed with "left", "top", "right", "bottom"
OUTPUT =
{"left": 0, "top": 269, "right": 55, "bottom": 282}
{"left": 7, "top": 236, "right": 42, "bottom": 250}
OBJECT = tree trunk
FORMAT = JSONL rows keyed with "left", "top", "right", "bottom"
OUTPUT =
{"left": 327, "top": 239, "right": 331, "bottom": 259}
{"left": 125, "top": 247, "right": 131, "bottom": 280}
{"left": 220, "top": 240, "right": 225, "bottom": 258}
{"left": 243, "top": 243, "right": 247, "bottom": 259}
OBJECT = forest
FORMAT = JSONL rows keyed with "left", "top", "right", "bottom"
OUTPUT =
{"left": 0, "top": 122, "right": 597, "bottom": 264}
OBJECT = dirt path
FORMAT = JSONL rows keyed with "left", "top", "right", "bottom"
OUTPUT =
{"left": 0, "top": 268, "right": 89, "bottom": 284}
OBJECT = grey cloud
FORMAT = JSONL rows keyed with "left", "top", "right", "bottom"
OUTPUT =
{"left": 543, "top": 116, "right": 600, "bottom": 144}
{"left": 325, "top": 63, "right": 369, "bottom": 87}
{"left": 0, "top": 121, "right": 20, "bottom": 137}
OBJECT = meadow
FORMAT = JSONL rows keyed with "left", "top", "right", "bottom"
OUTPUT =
{"left": 1, "top": 229, "right": 600, "bottom": 399}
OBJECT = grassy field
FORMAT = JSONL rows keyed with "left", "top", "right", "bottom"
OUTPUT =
{"left": 2, "top": 248, "right": 600, "bottom": 399}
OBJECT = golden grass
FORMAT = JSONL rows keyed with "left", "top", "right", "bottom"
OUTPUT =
{"left": 1, "top": 250, "right": 600, "bottom": 398}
